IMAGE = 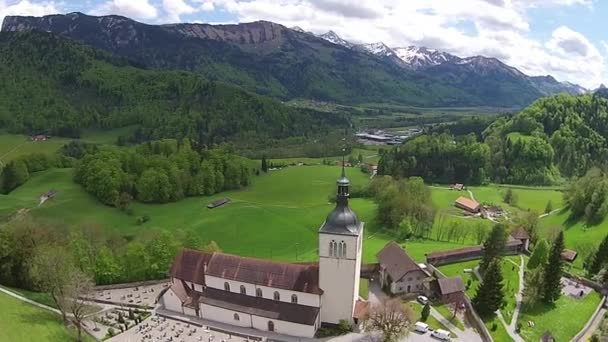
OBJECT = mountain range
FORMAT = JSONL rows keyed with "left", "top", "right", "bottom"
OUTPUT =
{"left": 1, "top": 12, "right": 587, "bottom": 108}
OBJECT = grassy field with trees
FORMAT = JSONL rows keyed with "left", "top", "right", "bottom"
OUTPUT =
{"left": 0, "top": 291, "right": 90, "bottom": 341}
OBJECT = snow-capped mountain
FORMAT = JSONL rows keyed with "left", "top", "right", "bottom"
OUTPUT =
{"left": 315, "top": 29, "right": 587, "bottom": 95}
{"left": 318, "top": 30, "right": 353, "bottom": 48}
{"left": 393, "top": 46, "right": 461, "bottom": 70}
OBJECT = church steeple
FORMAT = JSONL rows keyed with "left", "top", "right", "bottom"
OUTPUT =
{"left": 336, "top": 155, "right": 350, "bottom": 206}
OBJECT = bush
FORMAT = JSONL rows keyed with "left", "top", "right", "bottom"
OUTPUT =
{"left": 107, "top": 328, "right": 115, "bottom": 338}
{"left": 136, "top": 214, "right": 150, "bottom": 225}
{"left": 315, "top": 320, "right": 352, "bottom": 338}
{"left": 491, "top": 322, "right": 497, "bottom": 331}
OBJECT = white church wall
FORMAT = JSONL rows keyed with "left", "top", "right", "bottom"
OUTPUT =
{"left": 200, "top": 304, "right": 252, "bottom": 328}
{"left": 161, "top": 288, "right": 184, "bottom": 314}
{"left": 184, "top": 306, "right": 198, "bottom": 317}
{"left": 199, "top": 304, "right": 317, "bottom": 338}
{"left": 251, "top": 314, "right": 317, "bottom": 338}
{"left": 204, "top": 275, "right": 320, "bottom": 307}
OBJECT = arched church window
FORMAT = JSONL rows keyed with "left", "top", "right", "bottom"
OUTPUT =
{"left": 268, "top": 321, "right": 275, "bottom": 332}
{"left": 341, "top": 241, "right": 347, "bottom": 257}
{"left": 274, "top": 291, "right": 280, "bottom": 301}
{"left": 333, "top": 241, "right": 338, "bottom": 257}
{"left": 338, "top": 242, "right": 343, "bottom": 257}
{"left": 256, "top": 288, "right": 263, "bottom": 297}
{"left": 329, "top": 241, "right": 334, "bottom": 256}
{"left": 224, "top": 282, "right": 230, "bottom": 291}
{"left": 234, "top": 313, "right": 240, "bottom": 321}
{"left": 291, "top": 294, "right": 298, "bottom": 304}
{"left": 240, "top": 285, "right": 246, "bottom": 295}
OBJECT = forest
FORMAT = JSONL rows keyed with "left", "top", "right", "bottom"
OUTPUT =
{"left": 74, "top": 139, "right": 250, "bottom": 206}
{"left": 379, "top": 93, "right": 608, "bottom": 186}
{"left": 0, "top": 31, "right": 348, "bottom": 146}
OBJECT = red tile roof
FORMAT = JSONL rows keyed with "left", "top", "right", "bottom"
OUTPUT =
{"left": 511, "top": 227, "right": 530, "bottom": 241}
{"left": 170, "top": 249, "right": 211, "bottom": 285}
{"left": 199, "top": 287, "right": 320, "bottom": 325}
{"left": 206, "top": 253, "right": 322, "bottom": 295}
{"left": 377, "top": 242, "right": 425, "bottom": 281}
{"left": 455, "top": 196, "right": 480, "bottom": 211}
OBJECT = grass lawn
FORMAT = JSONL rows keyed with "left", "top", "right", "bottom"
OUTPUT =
{"left": 483, "top": 314, "right": 513, "bottom": 342}
{"left": 407, "top": 302, "right": 456, "bottom": 337}
{"left": 266, "top": 147, "right": 381, "bottom": 166}
{"left": 518, "top": 291, "right": 601, "bottom": 342}
{"left": 0, "top": 134, "right": 71, "bottom": 165}
{"left": 0, "top": 286, "right": 57, "bottom": 308}
{"left": 0, "top": 291, "right": 89, "bottom": 342}
{"left": 432, "top": 303, "right": 464, "bottom": 330}
{"left": 0, "top": 165, "right": 470, "bottom": 264}
{"left": 359, "top": 279, "right": 369, "bottom": 300}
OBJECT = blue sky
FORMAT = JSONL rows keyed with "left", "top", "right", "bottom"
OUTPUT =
{"left": 0, "top": 0, "right": 605, "bottom": 88}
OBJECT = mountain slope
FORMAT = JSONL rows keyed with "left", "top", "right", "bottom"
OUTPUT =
{"left": 2, "top": 12, "right": 485, "bottom": 107}
{"left": 317, "top": 31, "right": 587, "bottom": 97}
{"left": 0, "top": 31, "right": 346, "bottom": 142}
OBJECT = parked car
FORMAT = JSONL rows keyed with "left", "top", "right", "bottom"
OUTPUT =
{"left": 431, "top": 329, "right": 451, "bottom": 340}
{"left": 417, "top": 295, "right": 429, "bottom": 305}
{"left": 414, "top": 322, "right": 429, "bottom": 333}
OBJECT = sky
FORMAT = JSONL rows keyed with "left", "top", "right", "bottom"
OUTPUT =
{"left": 0, "top": 0, "right": 606, "bottom": 88}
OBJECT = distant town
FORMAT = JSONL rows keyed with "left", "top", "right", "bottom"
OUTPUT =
{"left": 355, "top": 128, "right": 423, "bottom": 145}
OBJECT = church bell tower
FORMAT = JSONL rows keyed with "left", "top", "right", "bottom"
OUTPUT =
{"left": 318, "top": 163, "right": 364, "bottom": 324}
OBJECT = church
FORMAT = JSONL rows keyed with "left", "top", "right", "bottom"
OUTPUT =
{"left": 160, "top": 167, "right": 365, "bottom": 338}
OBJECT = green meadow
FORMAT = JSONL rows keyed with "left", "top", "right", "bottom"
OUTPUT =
{"left": 0, "top": 291, "right": 87, "bottom": 342}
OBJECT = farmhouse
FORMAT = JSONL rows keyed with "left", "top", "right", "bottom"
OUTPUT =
{"left": 454, "top": 196, "right": 480, "bottom": 213}
{"left": 377, "top": 241, "right": 430, "bottom": 294}
{"left": 561, "top": 249, "right": 578, "bottom": 263}
{"left": 161, "top": 167, "right": 365, "bottom": 338}
{"left": 432, "top": 276, "right": 465, "bottom": 303}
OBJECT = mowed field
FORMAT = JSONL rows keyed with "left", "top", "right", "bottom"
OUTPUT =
{"left": 1, "top": 165, "right": 470, "bottom": 264}
{"left": 0, "top": 134, "right": 71, "bottom": 166}
{"left": 0, "top": 292, "right": 86, "bottom": 342}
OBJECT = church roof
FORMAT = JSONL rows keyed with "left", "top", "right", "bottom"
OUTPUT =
{"left": 170, "top": 249, "right": 212, "bottom": 285}
{"left": 206, "top": 253, "right": 322, "bottom": 294}
{"left": 319, "top": 205, "right": 362, "bottom": 236}
{"left": 199, "top": 287, "right": 320, "bottom": 325}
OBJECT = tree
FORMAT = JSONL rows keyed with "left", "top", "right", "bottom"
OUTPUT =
{"left": 261, "top": 155, "right": 268, "bottom": 172}
{"left": 1, "top": 160, "right": 29, "bottom": 193}
{"left": 503, "top": 188, "right": 517, "bottom": 205}
{"left": 527, "top": 239, "right": 549, "bottom": 269}
{"left": 421, "top": 303, "right": 430, "bottom": 322}
{"left": 29, "top": 245, "right": 74, "bottom": 324}
{"left": 358, "top": 153, "right": 364, "bottom": 164}
{"left": 472, "top": 259, "right": 504, "bottom": 317}
{"left": 479, "top": 223, "right": 507, "bottom": 272}
{"left": 201, "top": 241, "right": 222, "bottom": 253}
{"left": 522, "top": 267, "right": 544, "bottom": 307}
{"left": 543, "top": 231, "right": 565, "bottom": 303}
{"left": 63, "top": 269, "right": 95, "bottom": 342}
{"left": 116, "top": 192, "right": 132, "bottom": 211}
{"left": 95, "top": 246, "right": 121, "bottom": 284}
{"left": 545, "top": 200, "right": 553, "bottom": 214}
{"left": 474, "top": 223, "right": 489, "bottom": 244}
{"left": 448, "top": 292, "right": 466, "bottom": 319}
{"left": 363, "top": 298, "right": 413, "bottom": 342}
{"left": 397, "top": 218, "right": 413, "bottom": 240}
{"left": 588, "top": 235, "right": 608, "bottom": 274}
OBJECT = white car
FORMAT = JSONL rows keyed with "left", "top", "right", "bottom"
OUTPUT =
{"left": 417, "top": 295, "right": 429, "bottom": 305}
{"left": 431, "top": 329, "right": 451, "bottom": 341}
{"left": 414, "top": 322, "right": 429, "bottom": 333}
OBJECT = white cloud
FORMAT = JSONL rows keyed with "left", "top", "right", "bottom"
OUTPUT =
{"left": 163, "top": 0, "right": 197, "bottom": 22}
{"left": 206, "top": 0, "right": 603, "bottom": 88}
{"left": 0, "top": 0, "right": 59, "bottom": 26}
{"left": 92, "top": 0, "right": 158, "bottom": 20}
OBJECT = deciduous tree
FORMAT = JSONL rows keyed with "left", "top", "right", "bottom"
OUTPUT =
{"left": 363, "top": 298, "right": 413, "bottom": 342}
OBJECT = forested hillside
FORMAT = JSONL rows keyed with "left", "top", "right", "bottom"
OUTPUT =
{"left": 3, "top": 12, "right": 547, "bottom": 108}
{"left": 0, "top": 31, "right": 347, "bottom": 143}
{"left": 380, "top": 93, "right": 608, "bottom": 185}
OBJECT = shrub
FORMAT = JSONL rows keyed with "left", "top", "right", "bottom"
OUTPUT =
{"left": 491, "top": 322, "right": 497, "bottom": 331}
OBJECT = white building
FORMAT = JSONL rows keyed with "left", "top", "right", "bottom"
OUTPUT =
{"left": 377, "top": 241, "right": 430, "bottom": 295}
{"left": 160, "top": 167, "right": 364, "bottom": 338}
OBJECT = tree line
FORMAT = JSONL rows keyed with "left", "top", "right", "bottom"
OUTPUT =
{"left": 0, "top": 216, "right": 222, "bottom": 288}
{"left": 379, "top": 93, "right": 608, "bottom": 186}
{"left": 74, "top": 139, "right": 251, "bottom": 206}
{"left": 1, "top": 152, "right": 73, "bottom": 194}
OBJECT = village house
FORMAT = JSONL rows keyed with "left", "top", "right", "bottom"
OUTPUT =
{"left": 454, "top": 196, "right": 480, "bottom": 213}
{"left": 160, "top": 167, "right": 365, "bottom": 338}
{"left": 377, "top": 242, "right": 430, "bottom": 295}
{"left": 431, "top": 276, "right": 465, "bottom": 303}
